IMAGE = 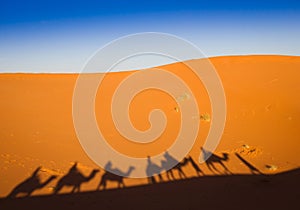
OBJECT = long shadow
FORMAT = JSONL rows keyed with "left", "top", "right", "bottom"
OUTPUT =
{"left": 235, "top": 153, "right": 263, "bottom": 175}
{"left": 146, "top": 156, "right": 163, "bottom": 184}
{"left": 146, "top": 151, "right": 193, "bottom": 183}
{"left": 146, "top": 152, "right": 205, "bottom": 183}
{"left": 97, "top": 161, "right": 135, "bottom": 190}
{"left": 161, "top": 151, "right": 189, "bottom": 180}
{"left": 7, "top": 166, "right": 57, "bottom": 198}
{"left": 201, "top": 147, "right": 232, "bottom": 175}
{"left": 54, "top": 162, "right": 99, "bottom": 194}
{"left": 186, "top": 156, "right": 205, "bottom": 176}
{"left": 2, "top": 168, "right": 300, "bottom": 210}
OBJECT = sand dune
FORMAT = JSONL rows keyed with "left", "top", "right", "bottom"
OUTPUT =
{"left": 1, "top": 169, "right": 300, "bottom": 210}
{"left": 0, "top": 55, "right": 299, "bottom": 201}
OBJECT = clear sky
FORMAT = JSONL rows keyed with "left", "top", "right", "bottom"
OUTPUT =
{"left": 0, "top": 0, "right": 300, "bottom": 72}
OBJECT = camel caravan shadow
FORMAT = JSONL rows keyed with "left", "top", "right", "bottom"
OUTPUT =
{"left": 6, "top": 161, "right": 136, "bottom": 197}
{"left": 146, "top": 151, "right": 205, "bottom": 184}
{"left": 3, "top": 162, "right": 300, "bottom": 210}
{"left": 6, "top": 147, "right": 267, "bottom": 198}
{"left": 7, "top": 162, "right": 100, "bottom": 198}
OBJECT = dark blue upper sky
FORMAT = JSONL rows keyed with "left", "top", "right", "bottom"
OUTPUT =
{"left": 1, "top": 0, "right": 300, "bottom": 72}
{"left": 1, "top": 0, "right": 300, "bottom": 24}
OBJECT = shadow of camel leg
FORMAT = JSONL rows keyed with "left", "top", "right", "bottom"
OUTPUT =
{"left": 219, "top": 162, "right": 232, "bottom": 175}
{"left": 206, "top": 163, "right": 216, "bottom": 174}
{"left": 169, "top": 170, "right": 176, "bottom": 180}
{"left": 158, "top": 174, "right": 163, "bottom": 182}
{"left": 178, "top": 169, "right": 186, "bottom": 179}
{"left": 166, "top": 172, "right": 171, "bottom": 181}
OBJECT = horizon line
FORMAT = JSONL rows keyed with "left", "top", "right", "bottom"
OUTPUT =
{"left": 0, "top": 54, "right": 299, "bottom": 74}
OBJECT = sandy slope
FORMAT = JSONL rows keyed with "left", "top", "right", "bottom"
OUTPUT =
{"left": 1, "top": 169, "right": 300, "bottom": 210}
{"left": 0, "top": 55, "right": 299, "bottom": 198}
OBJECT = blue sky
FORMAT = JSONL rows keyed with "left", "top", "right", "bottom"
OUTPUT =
{"left": 0, "top": 0, "right": 300, "bottom": 72}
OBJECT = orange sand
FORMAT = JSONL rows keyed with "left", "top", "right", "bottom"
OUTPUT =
{"left": 0, "top": 55, "right": 299, "bottom": 197}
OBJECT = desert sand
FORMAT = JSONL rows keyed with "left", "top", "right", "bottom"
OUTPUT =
{"left": 0, "top": 55, "right": 299, "bottom": 209}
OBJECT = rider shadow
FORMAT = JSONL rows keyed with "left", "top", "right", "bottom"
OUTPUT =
{"left": 235, "top": 153, "right": 263, "bottom": 175}
{"left": 146, "top": 156, "right": 163, "bottom": 184}
{"left": 201, "top": 147, "right": 232, "bottom": 175}
{"left": 97, "top": 161, "right": 135, "bottom": 190}
{"left": 161, "top": 151, "right": 188, "bottom": 180}
{"left": 145, "top": 151, "right": 206, "bottom": 184}
{"left": 7, "top": 166, "right": 57, "bottom": 198}
{"left": 53, "top": 162, "right": 99, "bottom": 194}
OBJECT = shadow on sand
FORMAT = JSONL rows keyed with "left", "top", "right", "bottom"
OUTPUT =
{"left": 1, "top": 168, "right": 300, "bottom": 210}
{"left": 7, "top": 166, "right": 57, "bottom": 198}
{"left": 2, "top": 150, "right": 299, "bottom": 209}
{"left": 54, "top": 162, "right": 99, "bottom": 194}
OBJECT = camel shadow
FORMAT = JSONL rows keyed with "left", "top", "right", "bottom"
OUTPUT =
{"left": 163, "top": 153, "right": 206, "bottom": 180}
{"left": 201, "top": 147, "right": 232, "bottom": 175}
{"left": 161, "top": 151, "right": 188, "bottom": 180}
{"left": 145, "top": 151, "right": 206, "bottom": 184}
{"left": 97, "top": 161, "right": 135, "bottom": 190}
{"left": 53, "top": 162, "right": 99, "bottom": 194}
{"left": 7, "top": 166, "right": 57, "bottom": 198}
{"left": 186, "top": 156, "right": 205, "bottom": 176}
{"left": 146, "top": 152, "right": 189, "bottom": 183}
